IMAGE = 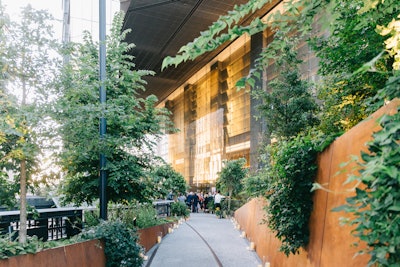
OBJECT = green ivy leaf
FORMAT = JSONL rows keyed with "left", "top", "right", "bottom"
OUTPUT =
{"left": 236, "top": 77, "right": 246, "bottom": 88}
{"left": 388, "top": 205, "right": 400, "bottom": 212}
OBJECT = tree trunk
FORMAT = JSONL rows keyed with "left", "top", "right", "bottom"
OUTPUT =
{"left": 19, "top": 159, "right": 27, "bottom": 243}
{"left": 228, "top": 189, "right": 232, "bottom": 214}
{"left": 19, "top": 72, "right": 28, "bottom": 243}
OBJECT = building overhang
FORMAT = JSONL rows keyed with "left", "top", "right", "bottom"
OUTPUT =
{"left": 121, "top": 0, "right": 280, "bottom": 103}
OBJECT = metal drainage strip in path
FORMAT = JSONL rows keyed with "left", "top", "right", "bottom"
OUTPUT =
{"left": 144, "top": 221, "right": 223, "bottom": 267}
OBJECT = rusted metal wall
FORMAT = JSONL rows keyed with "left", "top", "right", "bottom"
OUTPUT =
{"left": 0, "top": 239, "right": 106, "bottom": 267}
{"left": 0, "top": 221, "right": 177, "bottom": 266}
{"left": 137, "top": 222, "right": 175, "bottom": 252}
{"left": 235, "top": 99, "right": 400, "bottom": 267}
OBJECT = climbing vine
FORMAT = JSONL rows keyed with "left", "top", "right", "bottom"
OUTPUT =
{"left": 333, "top": 110, "right": 400, "bottom": 266}
{"left": 264, "top": 135, "right": 318, "bottom": 255}
{"left": 162, "top": 0, "right": 270, "bottom": 70}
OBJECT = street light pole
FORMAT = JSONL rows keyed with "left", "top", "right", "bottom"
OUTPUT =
{"left": 99, "top": 0, "right": 107, "bottom": 220}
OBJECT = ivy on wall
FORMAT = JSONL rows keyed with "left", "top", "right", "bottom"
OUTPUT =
{"left": 333, "top": 110, "right": 400, "bottom": 266}
{"left": 263, "top": 135, "right": 318, "bottom": 255}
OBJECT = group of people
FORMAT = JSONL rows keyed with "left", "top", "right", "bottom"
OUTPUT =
{"left": 177, "top": 190, "right": 224, "bottom": 213}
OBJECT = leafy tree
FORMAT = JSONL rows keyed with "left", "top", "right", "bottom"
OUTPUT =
{"left": 0, "top": 91, "right": 20, "bottom": 210}
{"left": 147, "top": 164, "right": 188, "bottom": 200}
{"left": 243, "top": 169, "right": 269, "bottom": 198}
{"left": 354, "top": 0, "right": 400, "bottom": 107}
{"left": 0, "top": 4, "right": 59, "bottom": 242}
{"left": 0, "top": 3, "right": 6, "bottom": 85}
{"left": 0, "top": 6, "right": 17, "bottom": 209}
{"left": 310, "top": 0, "right": 399, "bottom": 135}
{"left": 55, "top": 13, "right": 174, "bottom": 206}
{"left": 254, "top": 34, "right": 318, "bottom": 139}
{"left": 217, "top": 158, "right": 247, "bottom": 212}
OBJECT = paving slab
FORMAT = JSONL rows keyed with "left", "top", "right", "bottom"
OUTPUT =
{"left": 143, "top": 213, "right": 262, "bottom": 267}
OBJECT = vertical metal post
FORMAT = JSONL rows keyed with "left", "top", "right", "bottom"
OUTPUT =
{"left": 99, "top": 0, "right": 107, "bottom": 220}
{"left": 62, "top": 0, "right": 70, "bottom": 64}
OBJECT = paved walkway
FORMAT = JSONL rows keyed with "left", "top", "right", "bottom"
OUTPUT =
{"left": 143, "top": 213, "right": 262, "bottom": 267}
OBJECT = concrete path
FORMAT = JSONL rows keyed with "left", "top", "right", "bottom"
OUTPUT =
{"left": 143, "top": 213, "right": 262, "bottom": 267}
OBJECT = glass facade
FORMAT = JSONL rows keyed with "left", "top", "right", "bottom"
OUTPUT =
{"left": 159, "top": 35, "right": 253, "bottom": 189}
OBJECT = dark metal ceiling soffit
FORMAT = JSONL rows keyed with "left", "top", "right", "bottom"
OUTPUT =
{"left": 128, "top": 0, "right": 183, "bottom": 11}
{"left": 124, "top": 0, "right": 204, "bottom": 71}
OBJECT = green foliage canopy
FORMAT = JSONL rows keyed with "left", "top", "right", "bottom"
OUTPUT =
{"left": 0, "top": 4, "right": 60, "bottom": 242}
{"left": 55, "top": 13, "right": 174, "bottom": 205}
{"left": 146, "top": 164, "right": 188, "bottom": 200}
{"left": 217, "top": 158, "right": 248, "bottom": 212}
{"left": 0, "top": 4, "right": 59, "bottom": 187}
{"left": 310, "top": 0, "right": 399, "bottom": 134}
{"left": 217, "top": 158, "right": 247, "bottom": 197}
{"left": 0, "top": 90, "right": 20, "bottom": 209}
{"left": 265, "top": 135, "right": 317, "bottom": 255}
{"left": 254, "top": 34, "right": 319, "bottom": 139}
{"left": 80, "top": 220, "right": 143, "bottom": 267}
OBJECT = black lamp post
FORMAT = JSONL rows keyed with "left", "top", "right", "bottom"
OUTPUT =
{"left": 99, "top": 0, "right": 107, "bottom": 220}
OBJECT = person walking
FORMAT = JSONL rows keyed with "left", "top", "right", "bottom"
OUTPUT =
{"left": 214, "top": 190, "right": 224, "bottom": 218}
{"left": 192, "top": 192, "right": 199, "bottom": 212}
{"left": 186, "top": 192, "right": 194, "bottom": 210}
{"left": 177, "top": 193, "right": 186, "bottom": 203}
{"left": 198, "top": 192, "right": 204, "bottom": 211}
{"left": 203, "top": 193, "right": 211, "bottom": 213}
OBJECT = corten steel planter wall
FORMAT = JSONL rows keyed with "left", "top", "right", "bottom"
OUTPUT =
{"left": 137, "top": 222, "right": 175, "bottom": 252}
{"left": 0, "top": 239, "right": 106, "bottom": 267}
{"left": 234, "top": 99, "right": 400, "bottom": 267}
{"left": 0, "top": 221, "right": 178, "bottom": 266}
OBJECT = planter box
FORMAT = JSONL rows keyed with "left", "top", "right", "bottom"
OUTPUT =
{"left": 137, "top": 222, "right": 176, "bottom": 252}
{"left": 0, "top": 239, "right": 106, "bottom": 267}
{"left": 0, "top": 220, "right": 180, "bottom": 265}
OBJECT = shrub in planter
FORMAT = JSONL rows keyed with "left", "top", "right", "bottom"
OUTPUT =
{"left": 170, "top": 201, "right": 189, "bottom": 217}
{"left": 107, "top": 202, "right": 159, "bottom": 229}
{"left": 0, "top": 234, "right": 76, "bottom": 259}
{"left": 0, "top": 235, "right": 41, "bottom": 259}
{"left": 80, "top": 220, "right": 142, "bottom": 267}
{"left": 135, "top": 203, "right": 158, "bottom": 229}
{"left": 264, "top": 134, "right": 318, "bottom": 256}
{"left": 83, "top": 210, "right": 101, "bottom": 227}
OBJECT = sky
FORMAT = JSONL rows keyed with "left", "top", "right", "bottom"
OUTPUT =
{"left": 2, "top": 0, "right": 63, "bottom": 37}
{"left": 2, "top": 0, "right": 63, "bottom": 16}
{"left": 2, "top": 0, "right": 120, "bottom": 42}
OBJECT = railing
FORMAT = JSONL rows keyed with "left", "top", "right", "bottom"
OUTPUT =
{"left": 0, "top": 207, "right": 86, "bottom": 241}
{"left": 152, "top": 200, "right": 174, "bottom": 217}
